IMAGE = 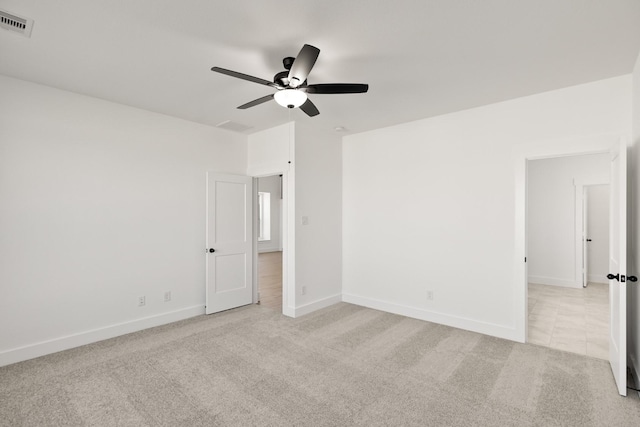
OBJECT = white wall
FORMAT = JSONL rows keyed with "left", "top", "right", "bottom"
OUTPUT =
{"left": 629, "top": 49, "right": 640, "bottom": 385}
{"left": 247, "top": 123, "right": 292, "bottom": 176}
{"left": 343, "top": 76, "right": 631, "bottom": 341}
{"left": 257, "top": 175, "right": 282, "bottom": 252}
{"left": 294, "top": 122, "right": 343, "bottom": 314}
{"left": 0, "top": 75, "right": 247, "bottom": 366}
{"left": 586, "top": 184, "right": 609, "bottom": 284}
{"left": 527, "top": 154, "right": 609, "bottom": 288}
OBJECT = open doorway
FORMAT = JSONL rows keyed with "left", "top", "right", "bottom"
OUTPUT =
{"left": 516, "top": 136, "right": 628, "bottom": 395}
{"left": 256, "top": 174, "right": 284, "bottom": 312}
{"left": 526, "top": 153, "right": 609, "bottom": 359}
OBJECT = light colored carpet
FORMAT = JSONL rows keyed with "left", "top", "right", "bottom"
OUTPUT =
{"left": 1, "top": 303, "right": 639, "bottom": 426}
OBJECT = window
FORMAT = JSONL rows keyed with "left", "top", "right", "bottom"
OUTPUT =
{"left": 258, "top": 192, "right": 271, "bottom": 241}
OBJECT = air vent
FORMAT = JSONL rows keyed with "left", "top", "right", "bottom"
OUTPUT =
{"left": 216, "top": 120, "right": 253, "bottom": 133}
{"left": 0, "top": 10, "right": 34, "bottom": 37}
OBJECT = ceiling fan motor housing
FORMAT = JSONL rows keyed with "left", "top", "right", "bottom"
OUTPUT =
{"left": 274, "top": 57, "right": 305, "bottom": 87}
{"left": 282, "top": 57, "right": 295, "bottom": 70}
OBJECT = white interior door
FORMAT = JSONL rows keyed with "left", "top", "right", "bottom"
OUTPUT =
{"left": 206, "top": 173, "right": 253, "bottom": 314}
{"left": 587, "top": 185, "right": 610, "bottom": 284}
{"left": 608, "top": 140, "right": 627, "bottom": 396}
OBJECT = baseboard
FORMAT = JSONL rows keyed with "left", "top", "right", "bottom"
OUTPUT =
{"left": 292, "top": 294, "right": 342, "bottom": 317}
{"left": 528, "top": 276, "right": 581, "bottom": 288}
{"left": 342, "top": 293, "right": 519, "bottom": 342}
{"left": 0, "top": 305, "right": 205, "bottom": 368}
{"left": 587, "top": 274, "right": 608, "bottom": 284}
{"left": 258, "top": 247, "right": 281, "bottom": 253}
{"left": 630, "top": 353, "right": 640, "bottom": 398}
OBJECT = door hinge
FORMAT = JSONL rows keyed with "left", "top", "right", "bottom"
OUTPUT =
{"left": 524, "top": 257, "right": 527, "bottom": 262}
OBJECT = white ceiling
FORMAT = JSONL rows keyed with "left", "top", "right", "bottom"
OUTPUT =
{"left": 1, "top": 0, "right": 639, "bottom": 135}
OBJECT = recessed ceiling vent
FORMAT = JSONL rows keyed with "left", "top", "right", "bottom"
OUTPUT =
{"left": 216, "top": 120, "right": 253, "bottom": 133}
{"left": 0, "top": 10, "right": 34, "bottom": 37}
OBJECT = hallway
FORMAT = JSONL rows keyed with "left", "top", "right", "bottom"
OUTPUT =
{"left": 258, "top": 251, "right": 282, "bottom": 312}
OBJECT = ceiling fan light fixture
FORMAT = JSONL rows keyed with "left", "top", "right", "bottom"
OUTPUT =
{"left": 274, "top": 89, "right": 307, "bottom": 108}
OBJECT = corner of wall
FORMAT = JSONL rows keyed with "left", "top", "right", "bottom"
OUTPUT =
{"left": 292, "top": 294, "right": 343, "bottom": 317}
{"left": 293, "top": 123, "right": 343, "bottom": 310}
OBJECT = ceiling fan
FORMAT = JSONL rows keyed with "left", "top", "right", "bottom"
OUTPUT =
{"left": 211, "top": 44, "right": 368, "bottom": 117}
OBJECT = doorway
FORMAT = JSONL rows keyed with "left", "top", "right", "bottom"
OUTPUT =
{"left": 516, "top": 135, "right": 628, "bottom": 396}
{"left": 256, "top": 174, "right": 284, "bottom": 312}
{"left": 526, "top": 153, "right": 609, "bottom": 359}
{"left": 206, "top": 169, "right": 294, "bottom": 317}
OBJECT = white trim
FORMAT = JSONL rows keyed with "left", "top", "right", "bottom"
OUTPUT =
{"left": 575, "top": 181, "right": 586, "bottom": 287}
{"left": 0, "top": 305, "right": 205, "bottom": 367}
{"left": 252, "top": 177, "right": 259, "bottom": 304}
{"left": 292, "top": 294, "right": 342, "bottom": 317}
{"left": 283, "top": 123, "right": 296, "bottom": 317}
{"left": 528, "top": 276, "right": 581, "bottom": 288}
{"left": 282, "top": 306, "right": 295, "bottom": 317}
{"left": 342, "top": 293, "right": 519, "bottom": 342}
{"left": 258, "top": 247, "right": 281, "bottom": 253}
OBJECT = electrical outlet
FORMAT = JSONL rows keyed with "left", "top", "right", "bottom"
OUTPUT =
{"left": 301, "top": 286, "right": 307, "bottom": 295}
{"left": 427, "top": 290, "right": 434, "bottom": 301}
{"left": 164, "top": 291, "right": 171, "bottom": 302}
{"left": 138, "top": 296, "right": 146, "bottom": 307}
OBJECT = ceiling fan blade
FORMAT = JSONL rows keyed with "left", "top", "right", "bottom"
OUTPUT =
{"left": 305, "top": 83, "right": 369, "bottom": 94}
{"left": 237, "top": 94, "right": 274, "bottom": 109}
{"left": 211, "top": 67, "right": 279, "bottom": 88}
{"left": 299, "top": 98, "right": 320, "bottom": 117}
{"left": 288, "top": 44, "right": 320, "bottom": 88}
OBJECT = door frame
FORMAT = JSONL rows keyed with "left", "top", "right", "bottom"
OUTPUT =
{"left": 514, "top": 133, "right": 624, "bottom": 343}
{"left": 252, "top": 169, "right": 296, "bottom": 317}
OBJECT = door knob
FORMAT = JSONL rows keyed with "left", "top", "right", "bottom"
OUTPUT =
{"left": 629, "top": 276, "right": 638, "bottom": 282}
{"left": 607, "top": 273, "right": 619, "bottom": 281}
{"left": 586, "top": 239, "right": 592, "bottom": 242}
{"left": 208, "top": 248, "right": 216, "bottom": 253}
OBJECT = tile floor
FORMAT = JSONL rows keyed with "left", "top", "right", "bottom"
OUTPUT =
{"left": 528, "top": 282, "right": 609, "bottom": 359}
